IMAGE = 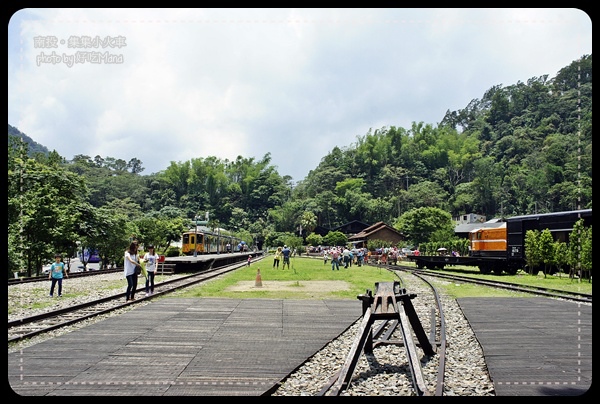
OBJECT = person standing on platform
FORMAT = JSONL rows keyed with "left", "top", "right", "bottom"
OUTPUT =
{"left": 281, "top": 245, "right": 291, "bottom": 269}
{"left": 48, "top": 253, "right": 68, "bottom": 297}
{"left": 142, "top": 245, "right": 159, "bottom": 296}
{"left": 124, "top": 242, "right": 140, "bottom": 302}
{"left": 273, "top": 246, "right": 282, "bottom": 268}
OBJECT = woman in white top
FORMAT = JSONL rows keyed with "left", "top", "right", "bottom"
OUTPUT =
{"left": 124, "top": 242, "right": 139, "bottom": 301}
{"left": 142, "top": 245, "right": 159, "bottom": 296}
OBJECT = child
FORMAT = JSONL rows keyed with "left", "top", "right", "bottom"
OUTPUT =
{"left": 247, "top": 255, "right": 252, "bottom": 266}
{"left": 48, "top": 253, "right": 68, "bottom": 297}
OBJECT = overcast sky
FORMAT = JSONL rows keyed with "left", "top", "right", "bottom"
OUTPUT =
{"left": 8, "top": 8, "right": 592, "bottom": 182}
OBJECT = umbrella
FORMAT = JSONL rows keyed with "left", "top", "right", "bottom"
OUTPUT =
{"left": 437, "top": 247, "right": 447, "bottom": 251}
{"left": 240, "top": 241, "right": 246, "bottom": 244}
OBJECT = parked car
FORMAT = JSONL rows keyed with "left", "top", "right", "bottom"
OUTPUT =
{"left": 401, "top": 248, "right": 414, "bottom": 256}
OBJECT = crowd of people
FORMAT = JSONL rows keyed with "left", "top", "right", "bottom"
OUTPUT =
{"left": 323, "top": 246, "right": 366, "bottom": 270}
{"left": 320, "top": 245, "right": 409, "bottom": 270}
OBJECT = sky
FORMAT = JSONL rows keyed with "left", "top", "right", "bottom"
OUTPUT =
{"left": 8, "top": 8, "right": 592, "bottom": 183}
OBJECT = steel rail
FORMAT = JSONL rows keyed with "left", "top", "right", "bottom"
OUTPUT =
{"left": 317, "top": 270, "right": 446, "bottom": 396}
{"left": 8, "top": 259, "right": 260, "bottom": 344}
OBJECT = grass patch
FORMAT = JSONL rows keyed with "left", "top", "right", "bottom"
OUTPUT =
{"left": 432, "top": 280, "right": 533, "bottom": 299}
{"left": 173, "top": 257, "right": 399, "bottom": 300}
{"left": 170, "top": 256, "right": 591, "bottom": 300}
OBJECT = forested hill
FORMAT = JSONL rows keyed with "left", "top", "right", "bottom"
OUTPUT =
{"left": 8, "top": 124, "right": 49, "bottom": 156}
{"left": 8, "top": 55, "right": 592, "bottom": 233}
{"left": 299, "top": 54, "right": 591, "bottom": 223}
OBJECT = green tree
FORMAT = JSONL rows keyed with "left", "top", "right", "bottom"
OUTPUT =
{"left": 8, "top": 154, "right": 91, "bottom": 275}
{"left": 268, "top": 200, "right": 304, "bottom": 233}
{"left": 524, "top": 230, "right": 542, "bottom": 275}
{"left": 394, "top": 207, "right": 454, "bottom": 246}
{"left": 406, "top": 180, "right": 450, "bottom": 211}
{"left": 568, "top": 219, "right": 586, "bottom": 280}
{"left": 283, "top": 235, "right": 304, "bottom": 254}
{"left": 305, "top": 233, "right": 323, "bottom": 248}
{"left": 299, "top": 211, "right": 317, "bottom": 240}
{"left": 451, "top": 182, "right": 478, "bottom": 216}
{"left": 538, "top": 228, "right": 554, "bottom": 278}
{"left": 313, "top": 190, "right": 338, "bottom": 229}
{"left": 471, "top": 157, "right": 502, "bottom": 216}
{"left": 580, "top": 226, "right": 592, "bottom": 282}
{"left": 264, "top": 231, "right": 287, "bottom": 249}
{"left": 553, "top": 241, "right": 569, "bottom": 278}
{"left": 93, "top": 206, "right": 131, "bottom": 268}
{"left": 323, "top": 231, "right": 347, "bottom": 247}
{"left": 136, "top": 215, "right": 186, "bottom": 254}
{"left": 8, "top": 55, "right": 593, "bottom": 271}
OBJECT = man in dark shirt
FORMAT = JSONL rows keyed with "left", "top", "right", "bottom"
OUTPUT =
{"left": 281, "top": 245, "right": 291, "bottom": 269}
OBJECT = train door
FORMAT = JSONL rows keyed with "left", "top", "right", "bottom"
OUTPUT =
{"left": 182, "top": 233, "right": 191, "bottom": 255}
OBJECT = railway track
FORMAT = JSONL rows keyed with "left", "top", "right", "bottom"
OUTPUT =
{"left": 312, "top": 263, "right": 591, "bottom": 396}
{"left": 391, "top": 264, "right": 592, "bottom": 304}
{"left": 8, "top": 259, "right": 259, "bottom": 344}
{"left": 11, "top": 258, "right": 582, "bottom": 396}
{"left": 312, "top": 269, "right": 448, "bottom": 396}
{"left": 8, "top": 267, "right": 125, "bottom": 285}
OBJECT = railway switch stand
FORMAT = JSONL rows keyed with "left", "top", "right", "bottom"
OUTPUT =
{"left": 327, "top": 281, "right": 435, "bottom": 396}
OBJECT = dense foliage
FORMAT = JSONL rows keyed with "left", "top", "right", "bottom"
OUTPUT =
{"left": 300, "top": 55, "right": 592, "bottom": 225}
{"left": 8, "top": 55, "right": 592, "bottom": 277}
{"left": 522, "top": 219, "right": 592, "bottom": 280}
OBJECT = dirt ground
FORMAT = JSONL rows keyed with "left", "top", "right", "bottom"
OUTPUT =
{"left": 225, "top": 280, "right": 351, "bottom": 292}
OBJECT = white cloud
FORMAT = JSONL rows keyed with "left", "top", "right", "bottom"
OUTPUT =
{"left": 8, "top": 8, "right": 592, "bottom": 179}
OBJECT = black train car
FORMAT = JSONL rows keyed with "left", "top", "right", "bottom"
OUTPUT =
{"left": 506, "top": 208, "right": 592, "bottom": 274}
{"left": 410, "top": 208, "right": 591, "bottom": 274}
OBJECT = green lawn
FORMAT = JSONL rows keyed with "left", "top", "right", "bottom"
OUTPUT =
{"left": 173, "top": 256, "right": 399, "bottom": 300}
{"left": 172, "top": 256, "right": 591, "bottom": 300}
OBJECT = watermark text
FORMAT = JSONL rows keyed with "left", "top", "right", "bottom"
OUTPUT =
{"left": 34, "top": 35, "right": 126, "bottom": 67}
